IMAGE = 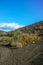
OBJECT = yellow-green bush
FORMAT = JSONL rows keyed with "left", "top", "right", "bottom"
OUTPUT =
{"left": 18, "top": 33, "right": 41, "bottom": 45}
{"left": 39, "top": 25, "right": 43, "bottom": 29}
{"left": 10, "top": 42, "right": 23, "bottom": 48}
{"left": 0, "top": 37, "right": 12, "bottom": 42}
{"left": 9, "top": 33, "right": 41, "bottom": 48}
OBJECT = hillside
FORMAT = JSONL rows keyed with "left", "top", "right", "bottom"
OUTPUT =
{"left": 0, "top": 21, "right": 43, "bottom": 65}
{"left": 0, "top": 21, "right": 43, "bottom": 47}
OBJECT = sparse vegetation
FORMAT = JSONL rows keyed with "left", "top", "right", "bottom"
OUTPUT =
{"left": 0, "top": 21, "right": 43, "bottom": 48}
{"left": 39, "top": 25, "right": 43, "bottom": 29}
{"left": 18, "top": 33, "right": 41, "bottom": 45}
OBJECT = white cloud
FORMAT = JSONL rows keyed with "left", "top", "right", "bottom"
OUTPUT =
{"left": 0, "top": 23, "right": 24, "bottom": 31}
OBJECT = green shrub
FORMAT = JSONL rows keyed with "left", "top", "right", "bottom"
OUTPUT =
{"left": 12, "top": 31, "right": 22, "bottom": 41}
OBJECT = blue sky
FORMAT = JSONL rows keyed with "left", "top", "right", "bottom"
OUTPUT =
{"left": 0, "top": 0, "right": 43, "bottom": 31}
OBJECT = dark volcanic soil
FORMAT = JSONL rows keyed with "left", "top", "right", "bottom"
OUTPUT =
{"left": 0, "top": 41, "right": 43, "bottom": 65}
